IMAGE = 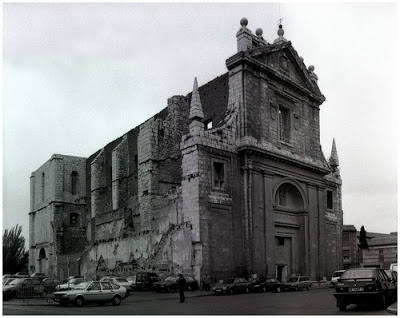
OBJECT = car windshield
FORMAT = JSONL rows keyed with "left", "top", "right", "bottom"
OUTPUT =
{"left": 341, "top": 269, "right": 376, "bottom": 279}
{"left": 333, "top": 271, "right": 344, "bottom": 277}
{"left": 9, "top": 278, "right": 25, "bottom": 285}
{"left": 70, "top": 278, "right": 85, "bottom": 284}
{"left": 288, "top": 277, "right": 298, "bottom": 282}
{"left": 224, "top": 279, "right": 235, "bottom": 284}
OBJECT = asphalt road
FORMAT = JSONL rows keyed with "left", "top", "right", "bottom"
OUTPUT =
{"left": 3, "top": 288, "right": 394, "bottom": 315}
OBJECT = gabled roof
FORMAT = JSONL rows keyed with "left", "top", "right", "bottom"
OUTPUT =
{"left": 248, "top": 41, "right": 324, "bottom": 99}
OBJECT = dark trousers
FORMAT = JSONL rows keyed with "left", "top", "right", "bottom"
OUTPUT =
{"left": 179, "top": 289, "right": 185, "bottom": 303}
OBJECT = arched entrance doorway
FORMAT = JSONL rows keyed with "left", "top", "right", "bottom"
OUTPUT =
{"left": 273, "top": 182, "right": 306, "bottom": 281}
{"left": 38, "top": 248, "right": 47, "bottom": 274}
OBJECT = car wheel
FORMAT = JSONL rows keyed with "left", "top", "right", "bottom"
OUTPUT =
{"left": 112, "top": 295, "right": 121, "bottom": 306}
{"left": 74, "top": 296, "right": 84, "bottom": 307}
{"left": 126, "top": 290, "right": 130, "bottom": 296}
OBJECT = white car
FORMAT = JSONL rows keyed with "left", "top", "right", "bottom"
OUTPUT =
{"left": 52, "top": 281, "right": 127, "bottom": 306}
{"left": 100, "top": 277, "right": 133, "bottom": 294}
{"left": 330, "top": 270, "right": 346, "bottom": 287}
{"left": 55, "top": 277, "right": 87, "bottom": 291}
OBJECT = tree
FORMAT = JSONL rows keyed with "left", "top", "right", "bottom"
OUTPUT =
{"left": 358, "top": 225, "right": 369, "bottom": 249}
{"left": 3, "top": 225, "right": 29, "bottom": 274}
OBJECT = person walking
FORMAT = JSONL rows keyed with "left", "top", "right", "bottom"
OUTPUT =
{"left": 202, "top": 274, "right": 211, "bottom": 291}
{"left": 177, "top": 274, "right": 187, "bottom": 303}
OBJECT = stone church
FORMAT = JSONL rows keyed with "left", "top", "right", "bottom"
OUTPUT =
{"left": 29, "top": 18, "right": 343, "bottom": 283}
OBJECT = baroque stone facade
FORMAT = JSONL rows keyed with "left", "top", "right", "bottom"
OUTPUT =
{"left": 29, "top": 19, "right": 343, "bottom": 283}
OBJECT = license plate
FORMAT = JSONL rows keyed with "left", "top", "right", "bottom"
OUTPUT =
{"left": 350, "top": 287, "right": 364, "bottom": 292}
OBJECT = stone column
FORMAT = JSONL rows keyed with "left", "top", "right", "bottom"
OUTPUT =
{"left": 318, "top": 187, "right": 326, "bottom": 279}
{"left": 263, "top": 173, "right": 275, "bottom": 277}
{"left": 307, "top": 184, "right": 318, "bottom": 280}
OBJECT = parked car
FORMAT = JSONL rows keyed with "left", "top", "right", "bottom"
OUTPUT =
{"left": 330, "top": 270, "right": 346, "bottom": 287}
{"left": 51, "top": 281, "right": 126, "bottom": 306}
{"left": 15, "top": 272, "right": 30, "bottom": 278}
{"left": 126, "top": 275, "right": 136, "bottom": 284}
{"left": 334, "top": 268, "right": 397, "bottom": 311}
{"left": 42, "top": 278, "right": 60, "bottom": 294}
{"left": 283, "top": 275, "right": 312, "bottom": 291}
{"left": 3, "top": 278, "right": 44, "bottom": 300}
{"left": 384, "top": 270, "right": 397, "bottom": 287}
{"left": 390, "top": 263, "right": 397, "bottom": 272}
{"left": 30, "top": 273, "right": 47, "bottom": 280}
{"left": 3, "top": 278, "right": 16, "bottom": 286}
{"left": 100, "top": 277, "right": 134, "bottom": 294}
{"left": 133, "top": 272, "right": 160, "bottom": 291}
{"left": 55, "top": 277, "right": 87, "bottom": 291}
{"left": 250, "top": 277, "right": 283, "bottom": 292}
{"left": 153, "top": 275, "right": 199, "bottom": 293}
{"left": 212, "top": 278, "right": 251, "bottom": 295}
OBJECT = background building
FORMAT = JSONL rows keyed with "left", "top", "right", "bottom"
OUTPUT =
{"left": 342, "top": 226, "right": 397, "bottom": 269}
{"left": 29, "top": 19, "right": 343, "bottom": 282}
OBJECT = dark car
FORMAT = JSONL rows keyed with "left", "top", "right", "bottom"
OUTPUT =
{"left": 284, "top": 275, "right": 312, "bottom": 291}
{"left": 3, "top": 278, "right": 44, "bottom": 300}
{"left": 153, "top": 275, "right": 199, "bottom": 293}
{"left": 212, "top": 278, "right": 251, "bottom": 295}
{"left": 334, "top": 268, "right": 397, "bottom": 311}
{"left": 133, "top": 272, "right": 160, "bottom": 291}
{"left": 250, "top": 277, "right": 283, "bottom": 292}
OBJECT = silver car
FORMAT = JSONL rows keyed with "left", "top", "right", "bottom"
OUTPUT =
{"left": 100, "top": 277, "right": 133, "bottom": 295}
{"left": 51, "top": 281, "right": 126, "bottom": 306}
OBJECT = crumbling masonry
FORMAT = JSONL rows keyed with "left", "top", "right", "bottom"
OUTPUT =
{"left": 29, "top": 19, "right": 343, "bottom": 283}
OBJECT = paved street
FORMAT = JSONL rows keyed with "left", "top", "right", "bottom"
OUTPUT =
{"left": 3, "top": 289, "right": 394, "bottom": 315}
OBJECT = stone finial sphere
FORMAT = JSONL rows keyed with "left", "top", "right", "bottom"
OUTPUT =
{"left": 255, "top": 28, "right": 263, "bottom": 36}
{"left": 240, "top": 17, "right": 248, "bottom": 27}
{"left": 308, "top": 65, "right": 315, "bottom": 72}
{"left": 277, "top": 24, "right": 284, "bottom": 36}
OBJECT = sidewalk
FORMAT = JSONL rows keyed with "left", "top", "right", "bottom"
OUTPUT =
{"left": 386, "top": 302, "right": 397, "bottom": 315}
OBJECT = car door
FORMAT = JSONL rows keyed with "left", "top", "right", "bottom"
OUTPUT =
{"left": 85, "top": 282, "right": 102, "bottom": 302}
{"left": 100, "top": 282, "right": 113, "bottom": 301}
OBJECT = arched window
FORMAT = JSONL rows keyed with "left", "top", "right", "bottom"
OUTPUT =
{"left": 41, "top": 172, "right": 45, "bottom": 201}
{"left": 71, "top": 171, "right": 79, "bottom": 195}
{"left": 275, "top": 183, "right": 304, "bottom": 210}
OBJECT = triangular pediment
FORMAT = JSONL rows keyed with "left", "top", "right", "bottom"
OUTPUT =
{"left": 249, "top": 43, "right": 323, "bottom": 99}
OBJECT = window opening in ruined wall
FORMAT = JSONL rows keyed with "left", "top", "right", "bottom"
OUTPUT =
{"left": 205, "top": 119, "right": 213, "bottom": 130}
{"left": 71, "top": 171, "right": 79, "bottom": 195}
{"left": 327, "top": 190, "right": 333, "bottom": 209}
{"left": 70, "top": 213, "right": 79, "bottom": 226}
{"left": 41, "top": 172, "right": 45, "bottom": 202}
{"left": 278, "top": 105, "right": 291, "bottom": 143}
{"left": 212, "top": 161, "right": 225, "bottom": 189}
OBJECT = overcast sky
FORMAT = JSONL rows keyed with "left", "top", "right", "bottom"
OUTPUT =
{"left": 3, "top": 3, "right": 397, "bottom": 242}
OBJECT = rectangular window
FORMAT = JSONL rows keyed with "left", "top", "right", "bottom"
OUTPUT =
{"left": 327, "top": 190, "right": 333, "bottom": 209}
{"left": 277, "top": 237, "right": 285, "bottom": 246}
{"left": 379, "top": 249, "right": 384, "bottom": 263}
{"left": 343, "top": 232, "right": 350, "bottom": 242}
{"left": 278, "top": 105, "right": 291, "bottom": 143}
{"left": 212, "top": 161, "right": 225, "bottom": 189}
